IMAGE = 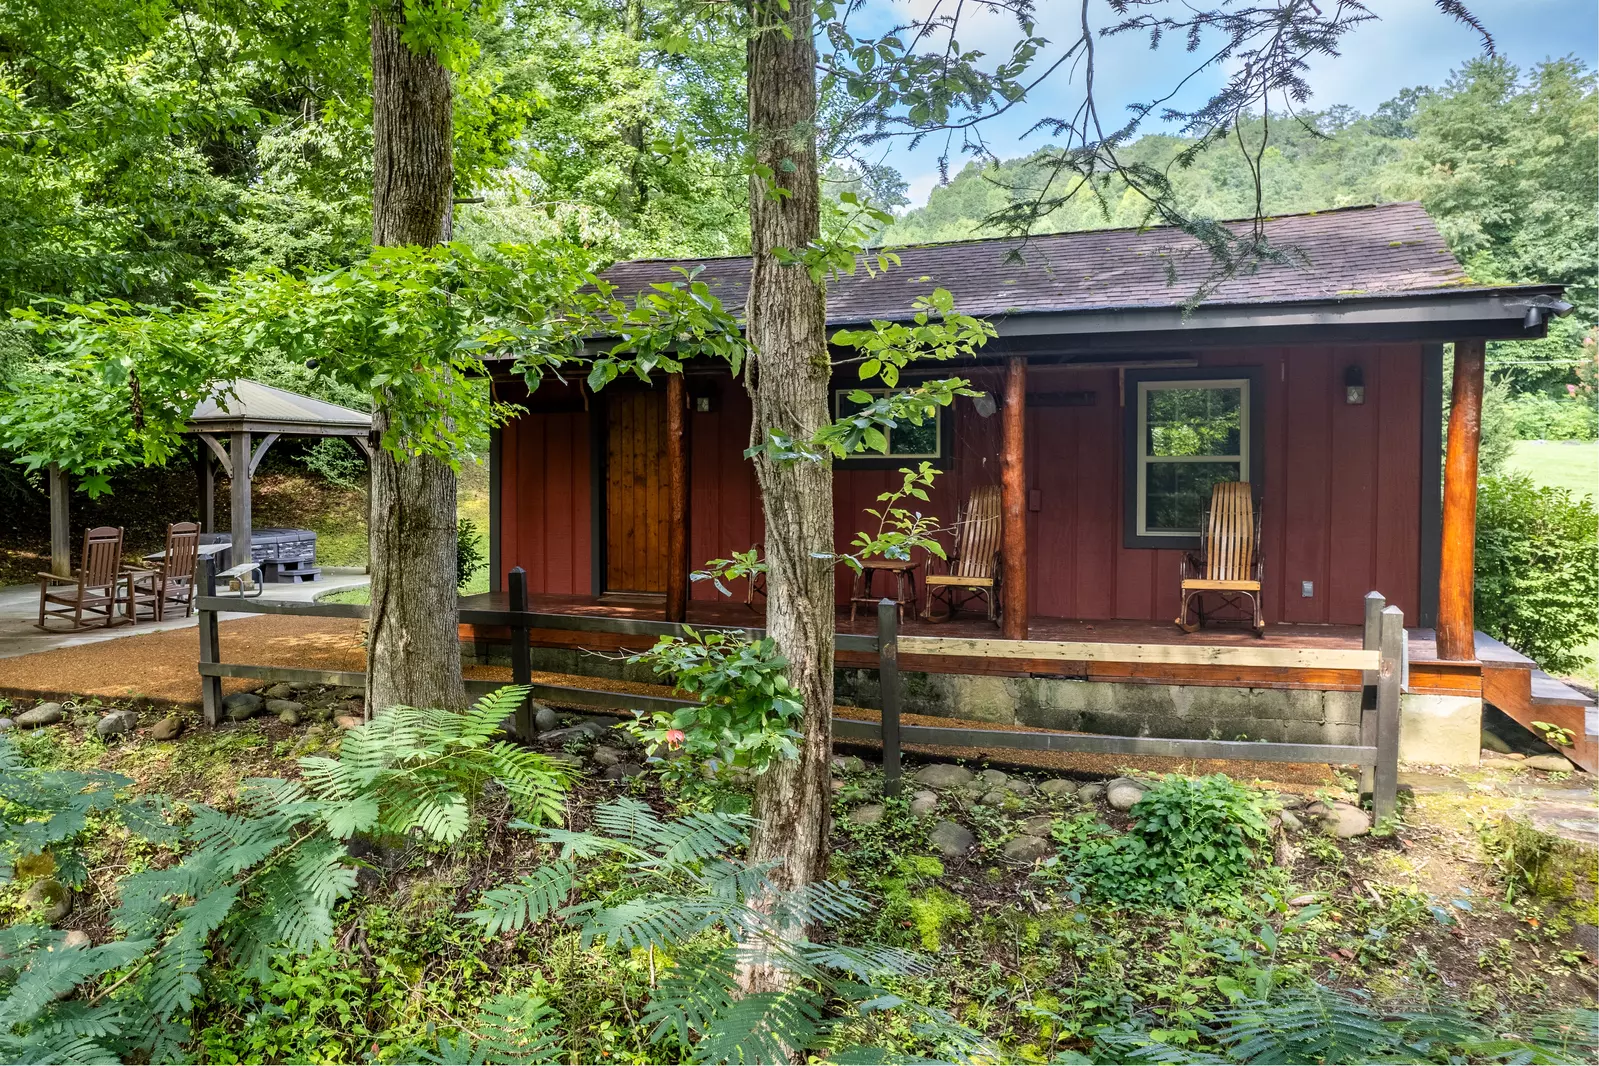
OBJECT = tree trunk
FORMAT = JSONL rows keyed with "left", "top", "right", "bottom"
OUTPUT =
{"left": 616, "top": 0, "right": 649, "bottom": 221}
{"left": 365, "top": 0, "right": 467, "bottom": 714}
{"left": 741, "top": 0, "right": 831, "bottom": 994}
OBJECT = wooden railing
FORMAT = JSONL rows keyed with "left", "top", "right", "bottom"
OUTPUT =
{"left": 196, "top": 564, "right": 1403, "bottom": 819}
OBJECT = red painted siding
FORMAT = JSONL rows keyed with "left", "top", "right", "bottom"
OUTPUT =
{"left": 496, "top": 343, "right": 1426, "bottom": 625}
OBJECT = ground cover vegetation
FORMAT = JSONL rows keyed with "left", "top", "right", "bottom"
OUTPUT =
{"left": 1, "top": 693, "right": 1596, "bottom": 1062}
{"left": 0, "top": 0, "right": 1596, "bottom": 1060}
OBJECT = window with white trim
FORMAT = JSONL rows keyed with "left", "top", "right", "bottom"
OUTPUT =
{"left": 1135, "top": 378, "right": 1250, "bottom": 537}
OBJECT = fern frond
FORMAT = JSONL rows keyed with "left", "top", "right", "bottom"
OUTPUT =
{"left": 590, "top": 797, "right": 667, "bottom": 848}
{"left": 466, "top": 862, "right": 577, "bottom": 934}
{"left": 0, "top": 940, "right": 150, "bottom": 1030}
{"left": 457, "top": 686, "right": 532, "bottom": 745}
{"left": 137, "top": 885, "right": 239, "bottom": 1019}
{"left": 423, "top": 992, "right": 564, "bottom": 1065}
{"left": 652, "top": 810, "right": 753, "bottom": 865}
{"left": 691, "top": 989, "right": 823, "bottom": 1066}
{"left": 802, "top": 943, "right": 927, "bottom": 981}
{"left": 640, "top": 947, "right": 738, "bottom": 1050}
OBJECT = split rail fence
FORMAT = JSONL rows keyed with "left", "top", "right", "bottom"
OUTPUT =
{"left": 197, "top": 563, "right": 1404, "bottom": 818}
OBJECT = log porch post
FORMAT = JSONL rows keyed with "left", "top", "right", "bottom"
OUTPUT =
{"left": 48, "top": 462, "right": 70, "bottom": 578}
{"left": 1437, "top": 339, "right": 1485, "bottom": 661}
{"left": 665, "top": 372, "right": 689, "bottom": 622}
{"left": 1001, "top": 356, "right": 1028, "bottom": 640}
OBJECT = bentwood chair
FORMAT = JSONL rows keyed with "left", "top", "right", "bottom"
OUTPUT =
{"left": 1176, "top": 481, "right": 1265, "bottom": 636}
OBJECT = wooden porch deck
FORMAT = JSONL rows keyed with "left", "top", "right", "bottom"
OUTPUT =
{"left": 457, "top": 592, "right": 1472, "bottom": 696}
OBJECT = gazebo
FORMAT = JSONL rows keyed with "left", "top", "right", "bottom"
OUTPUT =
{"left": 47, "top": 379, "right": 373, "bottom": 576}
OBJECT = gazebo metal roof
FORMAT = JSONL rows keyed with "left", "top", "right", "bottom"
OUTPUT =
{"left": 188, "top": 379, "right": 372, "bottom": 437}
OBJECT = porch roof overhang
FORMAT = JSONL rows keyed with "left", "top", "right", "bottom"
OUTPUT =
{"left": 965, "top": 284, "right": 1569, "bottom": 357}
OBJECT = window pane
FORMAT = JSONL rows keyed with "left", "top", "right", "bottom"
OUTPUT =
{"left": 1145, "top": 461, "right": 1241, "bottom": 533}
{"left": 1146, "top": 386, "right": 1242, "bottom": 457}
{"left": 891, "top": 416, "right": 938, "bottom": 456}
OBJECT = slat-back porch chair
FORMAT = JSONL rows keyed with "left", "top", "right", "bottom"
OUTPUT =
{"left": 921, "top": 484, "right": 1002, "bottom": 625}
{"left": 1176, "top": 481, "right": 1264, "bottom": 636}
{"left": 127, "top": 521, "right": 202, "bottom": 622}
{"left": 36, "top": 526, "right": 130, "bottom": 631}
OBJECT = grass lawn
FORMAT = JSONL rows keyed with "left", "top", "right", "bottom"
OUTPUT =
{"left": 1504, "top": 439, "right": 1598, "bottom": 503}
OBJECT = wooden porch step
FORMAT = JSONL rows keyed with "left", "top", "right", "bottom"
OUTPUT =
{"left": 1482, "top": 660, "right": 1598, "bottom": 773}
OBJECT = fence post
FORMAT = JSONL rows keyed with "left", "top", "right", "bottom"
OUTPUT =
{"left": 878, "top": 598, "right": 902, "bottom": 798}
{"left": 1373, "top": 604, "right": 1404, "bottom": 822}
{"left": 508, "top": 567, "right": 533, "bottom": 739}
{"left": 198, "top": 556, "right": 223, "bottom": 726}
{"left": 1359, "top": 591, "right": 1385, "bottom": 796}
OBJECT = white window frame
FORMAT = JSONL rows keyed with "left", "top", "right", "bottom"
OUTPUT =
{"left": 833, "top": 387, "right": 944, "bottom": 460}
{"left": 1135, "top": 377, "right": 1251, "bottom": 538}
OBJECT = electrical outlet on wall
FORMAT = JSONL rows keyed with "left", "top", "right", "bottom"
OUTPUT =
{"left": 1301, "top": 580, "right": 1314, "bottom": 598}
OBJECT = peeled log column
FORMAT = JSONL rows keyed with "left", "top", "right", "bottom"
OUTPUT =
{"left": 1437, "top": 339, "right": 1485, "bottom": 661}
{"left": 1001, "top": 357, "right": 1028, "bottom": 640}
{"left": 665, "top": 372, "right": 688, "bottom": 622}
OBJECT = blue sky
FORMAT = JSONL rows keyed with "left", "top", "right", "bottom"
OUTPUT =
{"left": 870, "top": 0, "right": 1599, "bottom": 208}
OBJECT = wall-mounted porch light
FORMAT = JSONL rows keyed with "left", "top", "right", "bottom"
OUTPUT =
{"left": 1344, "top": 365, "right": 1366, "bottom": 405}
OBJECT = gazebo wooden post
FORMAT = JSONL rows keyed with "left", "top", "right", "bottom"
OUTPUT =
{"left": 1001, "top": 356, "right": 1028, "bottom": 640}
{"left": 1437, "top": 340, "right": 1485, "bottom": 661}
{"left": 230, "top": 431, "right": 253, "bottom": 565}
{"left": 198, "top": 448, "right": 215, "bottom": 533}
{"left": 48, "top": 462, "right": 70, "bottom": 578}
{"left": 665, "top": 372, "right": 689, "bottom": 622}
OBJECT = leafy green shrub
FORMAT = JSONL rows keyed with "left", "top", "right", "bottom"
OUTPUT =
{"left": 1503, "top": 390, "right": 1599, "bottom": 441}
{"left": 624, "top": 627, "right": 804, "bottom": 781}
{"left": 1475, "top": 474, "right": 1599, "bottom": 674}
{"left": 1052, "top": 775, "right": 1271, "bottom": 908}
{"left": 456, "top": 517, "right": 487, "bottom": 591}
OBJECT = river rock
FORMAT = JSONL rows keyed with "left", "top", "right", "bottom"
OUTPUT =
{"left": 1275, "top": 792, "right": 1307, "bottom": 809}
{"left": 1480, "top": 756, "right": 1526, "bottom": 771}
{"left": 1001, "top": 835, "right": 1052, "bottom": 863}
{"left": 914, "top": 764, "right": 975, "bottom": 789}
{"left": 1020, "top": 814, "right": 1055, "bottom": 836}
{"left": 1005, "top": 778, "right": 1035, "bottom": 796}
{"left": 0, "top": 719, "right": 14, "bottom": 732}
{"left": 978, "top": 768, "right": 1009, "bottom": 787}
{"left": 832, "top": 755, "right": 866, "bottom": 773}
{"left": 978, "top": 789, "right": 1008, "bottom": 806}
{"left": 1525, "top": 754, "right": 1577, "bottom": 773}
{"left": 17, "top": 703, "right": 64, "bottom": 728}
{"left": 1106, "top": 778, "right": 1148, "bottom": 811}
{"left": 149, "top": 716, "right": 184, "bottom": 741}
{"left": 307, "top": 704, "right": 335, "bottom": 723}
{"left": 909, "top": 790, "right": 939, "bottom": 816}
{"left": 1279, "top": 809, "right": 1304, "bottom": 832}
{"left": 848, "top": 803, "right": 885, "bottom": 825}
{"left": 928, "top": 820, "right": 974, "bottom": 857}
{"left": 1480, "top": 729, "right": 1514, "bottom": 755}
{"left": 267, "top": 700, "right": 304, "bottom": 725}
{"left": 1077, "top": 783, "right": 1105, "bottom": 804}
{"left": 22, "top": 878, "right": 71, "bottom": 923}
{"left": 334, "top": 714, "right": 364, "bottom": 731}
{"left": 95, "top": 710, "right": 136, "bottom": 738}
{"left": 263, "top": 683, "right": 297, "bottom": 701}
{"left": 223, "top": 693, "right": 264, "bottom": 721}
{"left": 591, "top": 745, "right": 623, "bottom": 767}
{"left": 1323, "top": 802, "right": 1371, "bottom": 838}
{"left": 1038, "top": 778, "right": 1077, "bottom": 797}
{"left": 602, "top": 761, "right": 643, "bottom": 781}
{"left": 61, "top": 930, "right": 91, "bottom": 950}
{"left": 533, "top": 704, "right": 559, "bottom": 732}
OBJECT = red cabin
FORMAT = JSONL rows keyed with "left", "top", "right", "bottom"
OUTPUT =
{"left": 470, "top": 203, "right": 1594, "bottom": 770}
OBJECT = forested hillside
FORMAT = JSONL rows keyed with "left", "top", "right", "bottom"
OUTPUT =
{"left": 886, "top": 57, "right": 1597, "bottom": 396}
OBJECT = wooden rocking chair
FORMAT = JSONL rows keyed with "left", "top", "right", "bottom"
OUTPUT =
{"left": 36, "top": 526, "right": 130, "bottom": 631}
{"left": 1176, "top": 481, "right": 1264, "bottom": 636}
{"left": 127, "top": 521, "right": 201, "bottom": 622}
{"left": 921, "top": 484, "right": 1002, "bottom": 625}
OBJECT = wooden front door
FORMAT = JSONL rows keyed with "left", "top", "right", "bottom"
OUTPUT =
{"left": 605, "top": 390, "right": 669, "bottom": 594}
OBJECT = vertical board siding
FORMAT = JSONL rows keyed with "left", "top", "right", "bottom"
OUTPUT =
{"left": 497, "top": 380, "right": 591, "bottom": 595}
{"left": 498, "top": 344, "right": 1425, "bottom": 625}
